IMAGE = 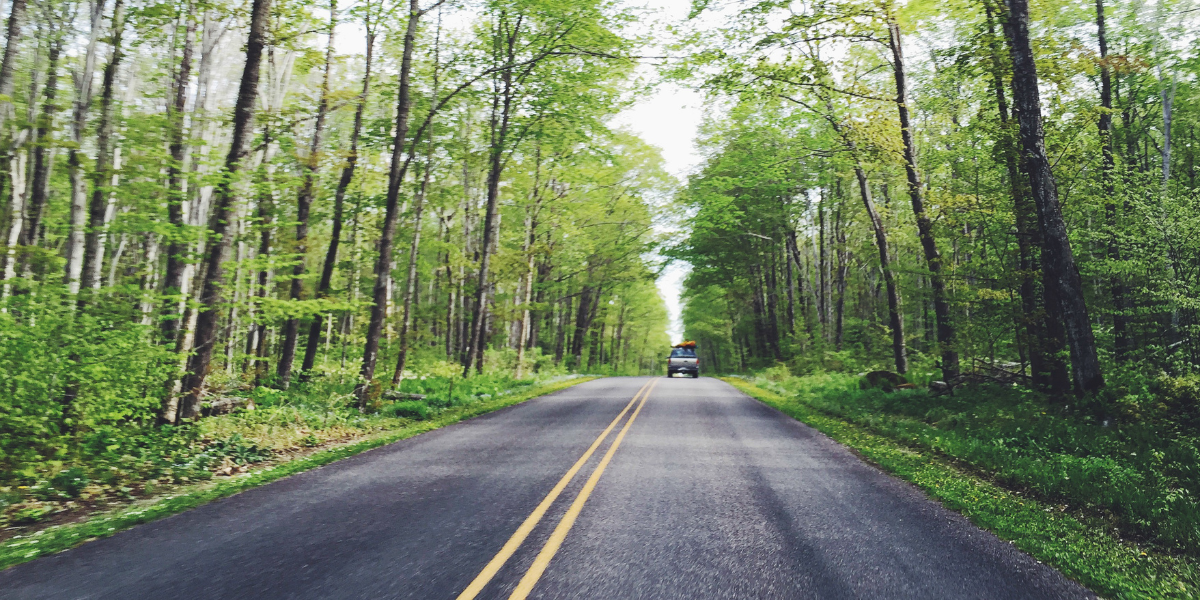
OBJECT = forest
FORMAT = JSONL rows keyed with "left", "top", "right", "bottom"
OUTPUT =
{"left": 673, "top": 0, "right": 1200, "bottom": 579}
{"left": 677, "top": 0, "right": 1198, "bottom": 393}
{"left": 1, "top": 0, "right": 1199, "bottom": 588}
{"left": 0, "top": 0, "right": 672, "bottom": 524}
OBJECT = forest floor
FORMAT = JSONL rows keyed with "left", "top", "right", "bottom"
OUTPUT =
{"left": 725, "top": 374, "right": 1200, "bottom": 599}
{"left": 0, "top": 375, "right": 595, "bottom": 569}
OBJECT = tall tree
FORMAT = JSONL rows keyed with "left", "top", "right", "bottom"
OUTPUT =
{"left": 301, "top": 2, "right": 379, "bottom": 377}
{"left": 1002, "top": 0, "right": 1104, "bottom": 394}
{"left": 176, "top": 0, "right": 274, "bottom": 421}
{"left": 886, "top": 17, "right": 958, "bottom": 379}
{"left": 355, "top": 0, "right": 439, "bottom": 404}
{"left": 392, "top": 9, "right": 442, "bottom": 386}
{"left": 80, "top": 0, "right": 125, "bottom": 295}
{"left": 160, "top": 2, "right": 197, "bottom": 343}
{"left": 278, "top": 0, "right": 337, "bottom": 388}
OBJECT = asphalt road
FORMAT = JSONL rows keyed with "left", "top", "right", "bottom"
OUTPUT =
{"left": 0, "top": 376, "right": 1094, "bottom": 599}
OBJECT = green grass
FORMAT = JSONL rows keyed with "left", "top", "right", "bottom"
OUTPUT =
{"left": 0, "top": 375, "right": 595, "bottom": 570}
{"left": 723, "top": 376, "right": 1200, "bottom": 600}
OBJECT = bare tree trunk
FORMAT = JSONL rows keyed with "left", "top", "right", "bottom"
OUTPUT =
{"left": 514, "top": 208, "right": 536, "bottom": 377}
{"left": 855, "top": 165, "right": 906, "bottom": 374}
{"left": 356, "top": 0, "right": 427, "bottom": 405}
{"left": 251, "top": 143, "right": 276, "bottom": 386}
{"left": 393, "top": 12, "right": 441, "bottom": 386}
{"left": 1003, "top": 0, "right": 1104, "bottom": 394}
{"left": 817, "top": 190, "right": 827, "bottom": 335}
{"left": 302, "top": 22, "right": 376, "bottom": 378}
{"left": 176, "top": 0, "right": 273, "bottom": 421}
{"left": 985, "top": 4, "right": 1062, "bottom": 393}
{"left": 278, "top": 1, "right": 336, "bottom": 388}
{"left": 887, "top": 19, "right": 958, "bottom": 379}
{"left": 463, "top": 14, "right": 516, "bottom": 376}
{"left": 833, "top": 199, "right": 848, "bottom": 351}
{"left": 2, "top": 145, "right": 26, "bottom": 297}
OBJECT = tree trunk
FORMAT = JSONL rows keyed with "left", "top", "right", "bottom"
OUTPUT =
{"left": 23, "top": 32, "right": 63, "bottom": 251}
{"left": 463, "top": 16, "right": 516, "bottom": 376}
{"left": 1093, "top": 0, "right": 1129, "bottom": 361}
{"left": 278, "top": 2, "right": 336, "bottom": 388}
{"left": 833, "top": 199, "right": 848, "bottom": 351}
{"left": 855, "top": 165, "right": 906, "bottom": 374}
{"left": 65, "top": 0, "right": 108, "bottom": 294}
{"left": 357, "top": 0, "right": 425, "bottom": 404}
{"left": 887, "top": 19, "right": 958, "bottom": 379}
{"left": 1003, "top": 0, "right": 1104, "bottom": 394}
{"left": 175, "top": 0, "right": 273, "bottom": 421}
{"left": 0, "top": 0, "right": 26, "bottom": 133}
{"left": 160, "top": 5, "right": 196, "bottom": 343}
{"left": 302, "top": 24, "right": 375, "bottom": 377}
{"left": 393, "top": 13, "right": 442, "bottom": 386}
{"left": 514, "top": 207, "right": 536, "bottom": 377}
{"left": 79, "top": 0, "right": 125, "bottom": 296}
{"left": 985, "top": 4, "right": 1063, "bottom": 393}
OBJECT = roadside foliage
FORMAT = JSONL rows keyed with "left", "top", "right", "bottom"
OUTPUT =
{"left": 673, "top": 0, "right": 1200, "bottom": 568}
{"left": 0, "top": 0, "right": 670, "bottom": 524}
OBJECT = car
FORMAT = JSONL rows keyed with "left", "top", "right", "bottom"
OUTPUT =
{"left": 666, "top": 343, "right": 699, "bottom": 378}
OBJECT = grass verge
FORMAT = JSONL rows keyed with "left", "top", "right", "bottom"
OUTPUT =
{"left": 0, "top": 376, "right": 595, "bottom": 570}
{"left": 722, "top": 376, "right": 1199, "bottom": 600}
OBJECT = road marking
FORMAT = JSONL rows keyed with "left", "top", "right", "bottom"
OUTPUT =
{"left": 506, "top": 378, "right": 658, "bottom": 600}
{"left": 455, "top": 379, "right": 654, "bottom": 600}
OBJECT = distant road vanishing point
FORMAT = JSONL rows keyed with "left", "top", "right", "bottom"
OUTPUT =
{"left": 0, "top": 377, "right": 1093, "bottom": 599}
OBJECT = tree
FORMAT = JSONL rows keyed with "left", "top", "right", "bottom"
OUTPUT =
{"left": 176, "top": 0, "right": 275, "bottom": 422}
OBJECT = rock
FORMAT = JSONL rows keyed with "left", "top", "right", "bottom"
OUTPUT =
{"left": 382, "top": 390, "right": 427, "bottom": 401}
{"left": 202, "top": 396, "right": 256, "bottom": 417}
{"left": 929, "top": 381, "right": 950, "bottom": 393}
{"left": 860, "top": 370, "right": 908, "bottom": 391}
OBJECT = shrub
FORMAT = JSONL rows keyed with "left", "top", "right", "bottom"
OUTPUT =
{"left": 48, "top": 467, "right": 90, "bottom": 499}
{"left": 386, "top": 401, "right": 431, "bottom": 420}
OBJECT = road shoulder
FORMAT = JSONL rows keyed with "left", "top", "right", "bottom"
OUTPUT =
{"left": 722, "top": 376, "right": 1199, "bottom": 600}
{"left": 0, "top": 376, "right": 597, "bottom": 571}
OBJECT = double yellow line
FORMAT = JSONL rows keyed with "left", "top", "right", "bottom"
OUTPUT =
{"left": 457, "top": 378, "right": 658, "bottom": 600}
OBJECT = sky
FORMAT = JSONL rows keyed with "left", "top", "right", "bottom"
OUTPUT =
{"left": 616, "top": 83, "right": 702, "bottom": 345}
{"left": 613, "top": 0, "right": 708, "bottom": 345}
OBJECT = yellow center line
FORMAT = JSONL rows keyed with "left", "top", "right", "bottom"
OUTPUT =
{"left": 455, "top": 379, "right": 654, "bottom": 600}
{"left": 507, "top": 377, "right": 658, "bottom": 600}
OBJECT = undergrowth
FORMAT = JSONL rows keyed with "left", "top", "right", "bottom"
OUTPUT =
{"left": 0, "top": 369, "right": 578, "bottom": 531}
{"left": 725, "top": 376, "right": 1199, "bottom": 600}
{"left": 744, "top": 371, "right": 1200, "bottom": 557}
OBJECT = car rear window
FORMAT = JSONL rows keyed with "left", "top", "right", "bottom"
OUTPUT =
{"left": 670, "top": 348, "right": 697, "bottom": 358}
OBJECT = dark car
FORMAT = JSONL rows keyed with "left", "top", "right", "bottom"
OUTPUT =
{"left": 667, "top": 346, "right": 699, "bottom": 378}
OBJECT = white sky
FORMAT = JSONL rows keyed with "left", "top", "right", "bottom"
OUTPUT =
{"left": 613, "top": 0, "right": 707, "bottom": 344}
